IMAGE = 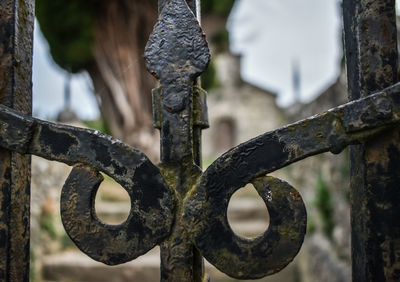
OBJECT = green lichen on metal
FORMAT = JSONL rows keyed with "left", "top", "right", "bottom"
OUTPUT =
{"left": 1, "top": 79, "right": 400, "bottom": 279}
{"left": 184, "top": 171, "right": 307, "bottom": 279}
{"left": 344, "top": 0, "right": 400, "bottom": 280}
{"left": 1, "top": 0, "right": 400, "bottom": 281}
{"left": 0, "top": 0, "right": 34, "bottom": 281}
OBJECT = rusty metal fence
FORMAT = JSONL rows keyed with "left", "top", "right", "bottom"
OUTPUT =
{"left": 0, "top": 0, "right": 400, "bottom": 281}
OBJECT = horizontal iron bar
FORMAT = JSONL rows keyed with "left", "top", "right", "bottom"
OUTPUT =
{"left": 0, "top": 106, "right": 161, "bottom": 187}
{"left": 201, "top": 81, "right": 400, "bottom": 184}
{"left": 0, "top": 82, "right": 399, "bottom": 181}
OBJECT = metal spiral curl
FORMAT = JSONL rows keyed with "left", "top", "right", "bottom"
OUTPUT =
{"left": 184, "top": 175, "right": 306, "bottom": 279}
{"left": 183, "top": 82, "right": 400, "bottom": 279}
{"left": 61, "top": 163, "right": 173, "bottom": 266}
{"left": 0, "top": 104, "right": 175, "bottom": 265}
{"left": 52, "top": 131, "right": 175, "bottom": 266}
{"left": 1, "top": 0, "right": 400, "bottom": 276}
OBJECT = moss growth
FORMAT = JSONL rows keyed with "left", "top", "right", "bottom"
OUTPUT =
{"left": 202, "top": 157, "right": 216, "bottom": 169}
{"left": 210, "top": 28, "right": 231, "bottom": 52}
{"left": 61, "top": 233, "right": 75, "bottom": 250}
{"left": 84, "top": 118, "right": 111, "bottom": 135}
{"left": 39, "top": 213, "right": 57, "bottom": 240}
{"left": 29, "top": 249, "right": 37, "bottom": 281}
{"left": 201, "top": 0, "right": 235, "bottom": 16}
{"left": 201, "top": 60, "right": 219, "bottom": 90}
{"left": 314, "top": 172, "right": 334, "bottom": 238}
{"left": 307, "top": 218, "right": 316, "bottom": 234}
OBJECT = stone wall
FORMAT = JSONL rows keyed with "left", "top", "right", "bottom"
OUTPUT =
{"left": 29, "top": 57, "right": 353, "bottom": 282}
{"left": 202, "top": 53, "right": 285, "bottom": 160}
{"left": 285, "top": 69, "right": 351, "bottom": 282}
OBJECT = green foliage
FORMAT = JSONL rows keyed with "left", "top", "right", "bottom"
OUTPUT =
{"left": 306, "top": 218, "right": 316, "bottom": 234}
{"left": 36, "top": 0, "right": 236, "bottom": 72}
{"left": 211, "top": 29, "right": 231, "bottom": 52}
{"left": 61, "top": 233, "right": 74, "bottom": 250}
{"left": 39, "top": 213, "right": 57, "bottom": 240}
{"left": 201, "top": 0, "right": 235, "bottom": 16}
{"left": 201, "top": 60, "right": 219, "bottom": 90}
{"left": 29, "top": 250, "right": 37, "bottom": 281}
{"left": 202, "top": 157, "right": 216, "bottom": 169}
{"left": 35, "top": 0, "right": 100, "bottom": 72}
{"left": 202, "top": 0, "right": 235, "bottom": 51}
{"left": 314, "top": 172, "right": 334, "bottom": 238}
{"left": 36, "top": 0, "right": 236, "bottom": 73}
{"left": 84, "top": 118, "right": 111, "bottom": 135}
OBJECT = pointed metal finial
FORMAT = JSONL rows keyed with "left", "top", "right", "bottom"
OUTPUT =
{"left": 145, "top": 0, "right": 210, "bottom": 83}
{"left": 144, "top": 0, "right": 210, "bottom": 162}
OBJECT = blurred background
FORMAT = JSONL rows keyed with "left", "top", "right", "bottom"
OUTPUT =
{"left": 29, "top": 0, "right": 400, "bottom": 281}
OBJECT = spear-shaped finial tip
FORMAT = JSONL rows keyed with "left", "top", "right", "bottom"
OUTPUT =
{"left": 144, "top": 0, "right": 210, "bottom": 82}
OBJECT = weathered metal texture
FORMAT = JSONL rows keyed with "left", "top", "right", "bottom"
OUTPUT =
{"left": 61, "top": 166, "right": 173, "bottom": 265}
{"left": 153, "top": 86, "right": 209, "bottom": 165}
{"left": 146, "top": 0, "right": 209, "bottom": 280}
{"left": 0, "top": 105, "right": 175, "bottom": 266}
{"left": 186, "top": 82, "right": 400, "bottom": 188}
{"left": 184, "top": 82, "right": 400, "bottom": 279}
{"left": 187, "top": 175, "right": 306, "bottom": 279}
{"left": 3, "top": 80, "right": 400, "bottom": 279}
{"left": 0, "top": 0, "right": 399, "bottom": 281}
{"left": 343, "top": 0, "right": 400, "bottom": 280}
{"left": 0, "top": 0, "right": 34, "bottom": 281}
{"left": 145, "top": 0, "right": 209, "bottom": 163}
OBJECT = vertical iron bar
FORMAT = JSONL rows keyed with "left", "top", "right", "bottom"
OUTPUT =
{"left": 343, "top": 0, "right": 400, "bottom": 281}
{"left": 192, "top": 24, "right": 206, "bottom": 276}
{"left": 0, "top": 0, "right": 34, "bottom": 281}
{"left": 157, "top": 0, "right": 205, "bottom": 281}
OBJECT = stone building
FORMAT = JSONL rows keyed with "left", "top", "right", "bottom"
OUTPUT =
{"left": 202, "top": 52, "right": 285, "bottom": 161}
{"left": 285, "top": 69, "right": 352, "bottom": 282}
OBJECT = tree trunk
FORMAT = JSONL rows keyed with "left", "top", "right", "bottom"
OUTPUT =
{"left": 88, "top": 0, "right": 160, "bottom": 161}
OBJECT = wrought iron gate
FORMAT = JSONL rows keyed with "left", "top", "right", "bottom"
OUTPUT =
{"left": 1, "top": 0, "right": 400, "bottom": 281}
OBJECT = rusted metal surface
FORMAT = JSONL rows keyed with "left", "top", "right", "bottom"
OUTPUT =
{"left": 186, "top": 83, "right": 400, "bottom": 181}
{"left": 1, "top": 81, "right": 400, "bottom": 279}
{"left": 0, "top": 0, "right": 34, "bottom": 281}
{"left": 145, "top": 0, "right": 209, "bottom": 280}
{"left": 343, "top": 0, "right": 400, "bottom": 281}
{"left": 61, "top": 166, "right": 173, "bottom": 265}
{"left": 2, "top": 83, "right": 400, "bottom": 180}
{"left": 145, "top": 0, "right": 209, "bottom": 163}
{"left": 0, "top": 104, "right": 175, "bottom": 266}
{"left": 184, "top": 82, "right": 400, "bottom": 279}
{"left": 186, "top": 175, "right": 306, "bottom": 279}
{"left": 0, "top": 0, "right": 399, "bottom": 281}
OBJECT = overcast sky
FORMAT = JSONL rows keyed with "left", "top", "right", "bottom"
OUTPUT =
{"left": 228, "top": 0, "right": 343, "bottom": 106}
{"left": 32, "top": 21, "right": 99, "bottom": 120}
{"left": 33, "top": 0, "right": 382, "bottom": 119}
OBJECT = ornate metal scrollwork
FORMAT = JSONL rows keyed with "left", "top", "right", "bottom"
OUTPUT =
{"left": 0, "top": 105, "right": 175, "bottom": 265}
{"left": 184, "top": 175, "right": 306, "bottom": 279}
{"left": 1, "top": 82, "right": 400, "bottom": 278}
{"left": 144, "top": 0, "right": 210, "bottom": 163}
{"left": 183, "top": 81, "right": 400, "bottom": 279}
{"left": 1, "top": 0, "right": 400, "bottom": 280}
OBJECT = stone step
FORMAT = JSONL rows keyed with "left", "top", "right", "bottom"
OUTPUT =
{"left": 42, "top": 249, "right": 160, "bottom": 282}
{"left": 227, "top": 197, "right": 269, "bottom": 221}
{"left": 228, "top": 220, "right": 269, "bottom": 237}
{"left": 96, "top": 197, "right": 269, "bottom": 225}
{"left": 43, "top": 247, "right": 295, "bottom": 282}
{"left": 43, "top": 198, "right": 278, "bottom": 281}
